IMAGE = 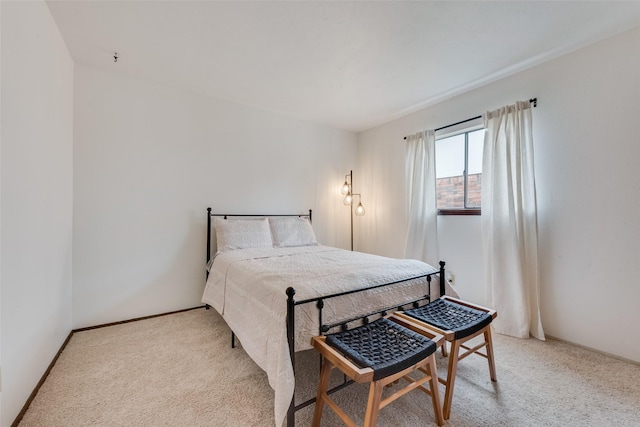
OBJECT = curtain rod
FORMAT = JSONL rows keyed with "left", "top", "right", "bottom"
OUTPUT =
{"left": 403, "top": 97, "right": 537, "bottom": 140}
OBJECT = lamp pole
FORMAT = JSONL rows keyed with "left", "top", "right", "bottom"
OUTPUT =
{"left": 350, "top": 170, "right": 354, "bottom": 251}
{"left": 341, "top": 169, "right": 363, "bottom": 252}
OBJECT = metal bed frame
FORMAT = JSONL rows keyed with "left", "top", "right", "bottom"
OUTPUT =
{"left": 205, "top": 208, "right": 445, "bottom": 426}
{"left": 206, "top": 207, "right": 313, "bottom": 268}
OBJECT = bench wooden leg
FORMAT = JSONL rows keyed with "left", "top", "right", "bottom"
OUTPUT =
{"left": 312, "top": 357, "right": 333, "bottom": 427}
{"left": 443, "top": 339, "right": 461, "bottom": 420}
{"left": 427, "top": 356, "right": 445, "bottom": 426}
{"left": 364, "top": 381, "right": 384, "bottom": 427}
{"left": 485, "top": 327, "right": 497, "bottom": 382}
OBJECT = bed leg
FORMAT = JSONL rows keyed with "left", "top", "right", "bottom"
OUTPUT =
{"left": 439, "top": 261, "right": 446, "bottom": 298}
{"left": 287, "top": 404, "right": 294, "bottom": 427}
{"left": 231, "top": 332, "right": 236, "bottom": 349}
{"left": 286, "top": 287, "right": 296, "bottom": 427}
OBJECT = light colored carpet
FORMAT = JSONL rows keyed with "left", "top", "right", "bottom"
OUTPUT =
{"left": 18, "top": 307, "right": 640, "bottom": 427}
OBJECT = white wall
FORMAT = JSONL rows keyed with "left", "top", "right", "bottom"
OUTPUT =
{"left": 0, "top": 3, "right": 3, "bottom": 422}
{"left": 73, "top": 64, "right": 357, "bottom": 328}
{"left": 358, "top": 27, "right": 640, "bottom": 362}
{"left": 0, "top": 2, "right": 74, "bottom": 425}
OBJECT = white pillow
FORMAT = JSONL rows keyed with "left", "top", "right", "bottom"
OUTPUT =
{"left": 214, "top": 218, "right": 273, "bottom": 253}
{"left": 269, "top": 217, "right": 318, "bottom": 248}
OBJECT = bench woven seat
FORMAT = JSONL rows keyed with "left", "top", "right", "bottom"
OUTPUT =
{"left": 404, "top": 297, "right": 492, "bottom": 340}
{"left": 326, "top": 317, "right": 437, "bottom": 381}
{"left": 311, "top": 314, "right": 444, "bottom": 426}
{"left": 396, "top": 296, "right": 497, "bottom": 420}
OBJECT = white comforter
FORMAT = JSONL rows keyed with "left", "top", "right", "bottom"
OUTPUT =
{"left": 201, "top": 245, "right": 441, "bottom": 427}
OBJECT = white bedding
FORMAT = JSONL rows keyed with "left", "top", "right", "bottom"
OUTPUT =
{"left": 201, "top": 245, "right": 442, "bottom": 427}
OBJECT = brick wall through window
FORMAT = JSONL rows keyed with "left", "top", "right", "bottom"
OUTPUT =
{"left": 436, "top": 173, "right": 481, "bottom": 209}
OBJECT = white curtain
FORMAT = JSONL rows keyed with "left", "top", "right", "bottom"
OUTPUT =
{"left": 482, "top": 100, "right": 545, "bottom": 340}
{"left": 404, "top": 131, "right": 439, "bottom": 266}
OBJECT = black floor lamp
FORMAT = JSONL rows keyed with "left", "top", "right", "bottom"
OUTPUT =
{"left": 340, "top": 170, "right": 365, "bottom": 251}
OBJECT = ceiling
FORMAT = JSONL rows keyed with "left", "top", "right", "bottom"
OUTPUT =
{"left": 47, "top": 1, "right": 640, "bottom": 133}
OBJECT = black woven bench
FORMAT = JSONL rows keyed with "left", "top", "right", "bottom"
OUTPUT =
{"left": 404, "top": 297, "right": 493, "bottom": 340}
{"left": 311, "top": 315, "right": 445, "bottom": 426}
{"left": 398, "top": 296, "right": 497, "bottom": 420}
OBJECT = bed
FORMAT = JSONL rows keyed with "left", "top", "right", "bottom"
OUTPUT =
{"left": 201, "top": 208, "right": 447, "bottom": 427}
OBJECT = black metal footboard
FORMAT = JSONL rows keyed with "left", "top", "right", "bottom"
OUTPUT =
{"left": 285, "top": 261, "right": 445, "bottom": 426}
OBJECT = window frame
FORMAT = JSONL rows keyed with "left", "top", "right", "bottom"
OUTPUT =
{"left": 435, "top": 124, "right": 484, "bottom": 216}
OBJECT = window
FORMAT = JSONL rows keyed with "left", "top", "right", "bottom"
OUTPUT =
{"left": 435, "top": 127, "right": 484, "bottom": 214}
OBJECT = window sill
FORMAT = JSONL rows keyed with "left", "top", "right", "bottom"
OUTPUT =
{"left": 438, "top": 209, "right": 481, "bottom": 216}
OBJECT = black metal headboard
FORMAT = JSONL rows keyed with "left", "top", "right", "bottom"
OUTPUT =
{"left": 206, "top": 207, "right": 312, "bottom": 265}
